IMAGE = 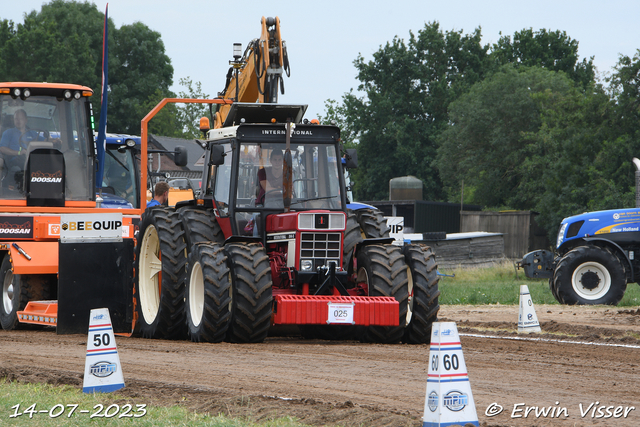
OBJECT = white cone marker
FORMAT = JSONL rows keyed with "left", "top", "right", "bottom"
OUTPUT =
{"left": 518, "top": 284, "right": 541, "bottom": 334}
{"left": 82, "top": 308, "right": 125, "bottom": 393}
{"left": 423, "top": 322, "right": 479, "bottom": 427}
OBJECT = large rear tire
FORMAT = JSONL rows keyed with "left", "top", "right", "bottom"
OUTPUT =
{"left": 186, "top": 243, "right": 232, "bottom": 342}
{"left": 553, "top": 245, "right": 626, "bottom": 305}
{"left": 402, "top": 244, "right": 440, "bottom": 343}
{"left": 136, "top": 208, "right": 188, "bottom": 339}
{"left": 356, "top": 244, "right": 409, "bottom": 344}
{"left": 354, "top": 208, "right": 390, "bottom": 239}
{"left": 179, "top": 207, "right": 223, "bottom": 247}
{"left": 225, "top": 243, "right": 273, "bottom": 343}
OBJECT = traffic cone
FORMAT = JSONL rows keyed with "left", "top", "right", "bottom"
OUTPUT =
{"left": 518, "top": 284, "right": 541, "bottom": 333}
{"left": 82, "top": 308, "right": 125, "bottom": 393}
{"left": 423, "top": 322, "right": 479, "bottom": 427}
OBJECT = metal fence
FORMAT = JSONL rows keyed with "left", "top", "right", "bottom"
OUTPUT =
{"left": 460, "top": 210, "right": 549, "bottom": 258}
{"left": 360, "top": 200, "right": 482, "bottom": 233}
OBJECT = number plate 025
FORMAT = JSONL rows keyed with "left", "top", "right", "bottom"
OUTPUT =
{"left": 327, "top": 302, "right": 355, "bottom": 324}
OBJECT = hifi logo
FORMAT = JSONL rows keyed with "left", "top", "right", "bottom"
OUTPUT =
{"left": 89, "top": 361, "right": 117, "bottom": 378}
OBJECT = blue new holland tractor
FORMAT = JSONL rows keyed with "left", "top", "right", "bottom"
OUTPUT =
{"left": 520, "top": 207, "right": 640, "bottom": 306}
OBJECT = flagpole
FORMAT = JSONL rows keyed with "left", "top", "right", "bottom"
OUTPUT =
{"left": 96, "top": 3, "right": 109, "bottom": 206}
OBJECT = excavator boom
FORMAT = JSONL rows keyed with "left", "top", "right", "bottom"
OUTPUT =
{"left": 214, "top": 16, "right": 290, "bottom": 128}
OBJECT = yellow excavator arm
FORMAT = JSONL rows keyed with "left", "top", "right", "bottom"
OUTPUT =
{"left": 214, "top": 16, "right": 290, "bottom": 128}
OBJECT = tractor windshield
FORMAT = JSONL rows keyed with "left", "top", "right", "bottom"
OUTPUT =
{"left": 0, "top": 95, "right": 93, "bottom": 201}
{"left": 102, "top": 145, "right": 138, "bottom": 208}
{"left": 235, "top": 142, "right": 343, "bottom": 211}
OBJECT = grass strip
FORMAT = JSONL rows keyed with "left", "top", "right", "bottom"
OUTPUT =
{"left": 0, "top": 379, "right": 309, "bottom": 427}
{"left": 438, "top": 261, "right": 640, "bottom": 306}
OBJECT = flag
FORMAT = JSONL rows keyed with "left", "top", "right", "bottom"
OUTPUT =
{"left": 95, "top": 3, "right": 109, "bottom": 189}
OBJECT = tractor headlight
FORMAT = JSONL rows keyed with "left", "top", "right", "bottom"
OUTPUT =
{"left": 556, "top": 223, "right": 568, "bottom": 248}
{"left": 300, "top": 260, "right": 313, "bottom": 271}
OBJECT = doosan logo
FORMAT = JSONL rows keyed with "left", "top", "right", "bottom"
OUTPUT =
{"left": 31, "top": 176, "right": 62, "bottom": 183}
{"left": 0, "top": 228, "right": 31, "bottom": 234}
{"left": 0, "top": 221, "right": 31, "bottom": 234}
{"left": 31, "top": 170, "right": 62, "bottom": 183}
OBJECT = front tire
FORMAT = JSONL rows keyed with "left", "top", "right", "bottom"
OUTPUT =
{"left": 402, "top": 244, "right": 440, "bottom": 344}
{"left": 0, "top": 256, "right": 53, "bottom": 330}
{"left": 186, "top": 243, "right": 232, "bottom": 342}
{"left": 356, "top": 244, "right": 409, "bottom": 343}
{"left": 553, "top": 245, "right": 626, "bottom": 305}
{"left": 136, "top": 208, "right": 188, "bottom": 339}
{"left": 1, "top": 255, "right": 26, "bottom": 330}
{"left": 225, "top": 243, "right": 273, "bottom": 343}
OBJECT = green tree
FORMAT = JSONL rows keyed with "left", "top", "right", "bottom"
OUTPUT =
{"left": 320, "top": 97, "right": 359, "bottom": 148}
{"left": 108, "top": 21, "right": 174, "bottom": 134}
{"left": 0, "top": 0, "right": 106, "bottom": 89}
{"left": 491, "top": 28, "right": 595, "bottom": 88}
{"left": 334, "top": 22, "right": 490, "bottom": 201}
{"left": 0, "top": 1, "right": 175, "bottom": 135}
{"left": 608, "top": 49, "right": 640, "bottom": 147}
{"left": 142, "top": 88, "right": 181, "bottom": 137}
{"left": 437, "top": 64, "right": 620, "bottom": 239}
{"left": 174, "top": 77, "right": 211, "bottom": 139}
{"left": 436, "top": 66, "right": 578, "bottom": 208}
{"left": 517, "top": 81, "right": 619, "bottom": 239}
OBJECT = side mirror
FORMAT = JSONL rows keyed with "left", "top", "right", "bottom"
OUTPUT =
{"left": 345, "top": 149, "right": 358, "bottom": 169}
{"left": 209, "top": 144, "right": 225, "bottom": 166}
{"left": 174, "top": 146, "right": 188, "bottom": 167}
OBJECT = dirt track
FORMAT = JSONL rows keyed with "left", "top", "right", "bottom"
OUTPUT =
{"left": 2, "top": 304, "right": 640, "bottom": 426}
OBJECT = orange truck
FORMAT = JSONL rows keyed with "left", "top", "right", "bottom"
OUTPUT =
{"left": 0, "top": 82, "right": 137, "bottom": 334}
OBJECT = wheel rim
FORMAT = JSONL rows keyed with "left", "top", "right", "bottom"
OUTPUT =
{"left": 571, "top": 261, "right": 612, "bottom": 300}
{"left": 406, "top": 267, "right": 414, "bottom": 327}
{"left": 356, "top": 265, "right": 369, "bottom": 289}
{"left": 139, "top": 224, "right": 161, "bottom": 324}
{"left": 189, "top": 260, "right": 204, "bottom": 328}
{"left": 2, "top": 270, "right": 13, "bottom": 314}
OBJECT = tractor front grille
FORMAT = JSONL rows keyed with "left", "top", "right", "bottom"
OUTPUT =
{"left": 300, "top": 232, "right": 341, "bottom": 270}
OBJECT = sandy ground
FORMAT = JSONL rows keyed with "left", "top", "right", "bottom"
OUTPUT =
{"left": 2, "top": 303, "right": 640, "bottom": 426}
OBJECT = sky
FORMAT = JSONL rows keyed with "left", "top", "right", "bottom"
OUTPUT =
{"left": 3, "top": 0, "right": 640, "bottom": 121}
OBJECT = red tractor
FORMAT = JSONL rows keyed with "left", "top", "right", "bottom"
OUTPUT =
{"left": 136, "top": 102, "right": 440, "bottom": 343}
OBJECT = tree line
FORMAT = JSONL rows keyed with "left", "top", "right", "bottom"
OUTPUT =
{"left": 0, "top": 0, "right": 208, "bottom": 138}
{"left": 322, "top": 22, "right": 640, "bottom": 241}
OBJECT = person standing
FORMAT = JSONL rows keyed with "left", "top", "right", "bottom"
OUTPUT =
{"left": 146, "top": 181, "right": 170, "bottom": 208}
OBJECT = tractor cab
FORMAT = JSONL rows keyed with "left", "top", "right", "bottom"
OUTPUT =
{"left": 0, "top": 83, "right": 95, "bottom": 206}
{"left": 205, "top": 125, "right": 346, "bottom": 236}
